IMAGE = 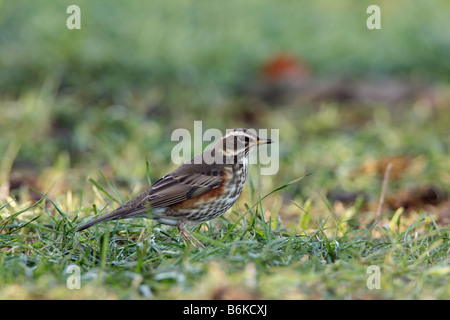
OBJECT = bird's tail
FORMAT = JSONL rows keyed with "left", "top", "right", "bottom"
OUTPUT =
{"left": 75, "top": 206, "right": 148, "bottom": 232}
{"left": 75, "top": 209, "right": 120, "bottom": 232}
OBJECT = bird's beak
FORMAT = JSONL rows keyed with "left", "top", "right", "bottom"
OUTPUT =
{"left": 257, "top": 138, "right": 273, "bottom": 145}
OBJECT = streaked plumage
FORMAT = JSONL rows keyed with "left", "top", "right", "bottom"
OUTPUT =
{"left": 76, "top": 128, "right": 272, "bottom": 247}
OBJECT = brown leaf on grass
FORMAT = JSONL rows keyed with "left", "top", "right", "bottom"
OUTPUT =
{"left": 359, "top": 155, "right": 412, "bottom": 180}
{"left": 386, "top": 185, "right": 447, "bottom": 212}
{"left": 261, "top": 52, "right": 311, "bottom": 84}
{"left": 241, "top": 52, "right": 435, "bottom": 108}
{"left": 212, "top": 285, "right": 259, "bottom": 300}
{"left": 431, "top": 200, "right": 450, "bottom": 225}
{"left": 241, "top": 52, "right": 312, "bottom": 104}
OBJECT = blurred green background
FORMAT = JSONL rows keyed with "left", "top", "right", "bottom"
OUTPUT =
{"left": 0, "top": 0, "right": 449, "bottom": 299}
{"left": 1, "top": 0, "right": 449, "bottom": 200}
{"left": 1, "top": 0, "right": 450, "bottom": 215}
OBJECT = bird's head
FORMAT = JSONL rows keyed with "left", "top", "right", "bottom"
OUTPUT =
{"left": 204, "top": 128, "right": 272, "bottom": 164}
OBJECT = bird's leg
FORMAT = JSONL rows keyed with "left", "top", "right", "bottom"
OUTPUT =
{"left": 177, "top": 220, "right": 205, "bottom": 248}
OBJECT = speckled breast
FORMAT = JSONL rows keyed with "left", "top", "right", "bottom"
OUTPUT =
{"left": 165, "top": 162, "right": 248, "bottom": 225}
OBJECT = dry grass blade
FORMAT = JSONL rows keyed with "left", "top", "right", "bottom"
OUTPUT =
{"left": 376, "top": 162, "right": 393, "bottom": 222}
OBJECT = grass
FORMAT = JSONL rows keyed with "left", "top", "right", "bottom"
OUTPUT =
{"left": 1, "top": 158, "right": 449, "bottom": 299}
{"left": 0, "top": 0, "right": 449, "bottom": 300}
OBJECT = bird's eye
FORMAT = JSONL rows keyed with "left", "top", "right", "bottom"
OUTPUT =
{"left": 238, "top": 136, "right": 250, "bottom": 143}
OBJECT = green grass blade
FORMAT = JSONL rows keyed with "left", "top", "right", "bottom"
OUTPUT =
{"left": 221, "top": 174, "right": 311, "bottom": 241}
{"left": 145, "top": 155, "right": 152, "bottom": 186}
{"left": 33, "top": 189, "right": 73, "bottom": 229}
{"left": 89, "top": 177, "right": 120, "bottom": 205}
{"left": 0, "top": 195, "right": 46, "bottom": 232}
{"left": 291, "top": 200, "right": 336, "bottom": 262}
{"left": 99, "top": 171, "right": 124, "bottom": 204}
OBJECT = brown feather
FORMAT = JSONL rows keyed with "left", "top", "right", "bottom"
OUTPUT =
{"left": 75, "top": 162, "right": 224, "bottom": 231}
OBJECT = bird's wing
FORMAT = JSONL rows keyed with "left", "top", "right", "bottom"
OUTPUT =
{"left": 75, "top": 163, "right": 224, "bottom": 232}
{"left": 145, "top": 164, "right": 223, "bottom": 208}
{"left": 106, "top": 163, "right": 223, "bottom": 214}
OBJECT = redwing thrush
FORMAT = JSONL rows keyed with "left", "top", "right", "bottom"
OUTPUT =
{"left": 76, "top": 128, "right": 273, "bottom": 247}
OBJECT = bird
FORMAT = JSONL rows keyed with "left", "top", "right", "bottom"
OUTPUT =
{"left": 76, "top": 128, "right": 273, "bottom": 248}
